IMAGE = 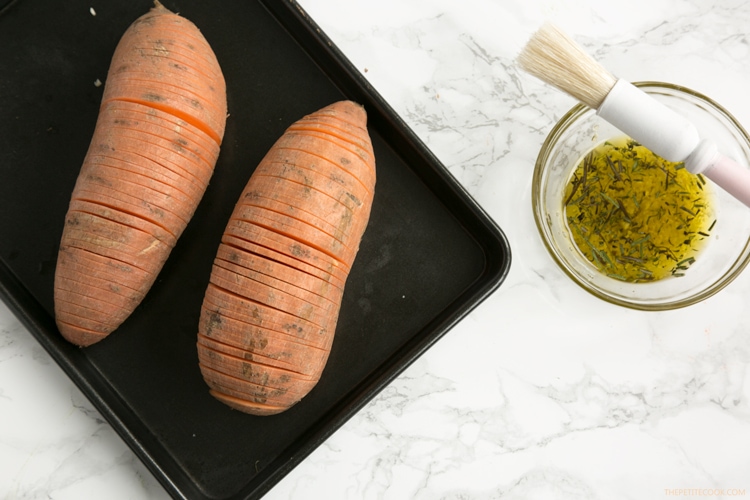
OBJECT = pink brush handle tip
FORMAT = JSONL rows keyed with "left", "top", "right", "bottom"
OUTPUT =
{"left": 686, "top": 139, "right": 750, "bottom": 208}
{"left": 703, "top": 154, "right": 750, "bottom": 208}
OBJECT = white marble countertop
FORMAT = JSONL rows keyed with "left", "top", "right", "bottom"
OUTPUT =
{"left": 3, "top": 0, "right": 750, "bottom": 498}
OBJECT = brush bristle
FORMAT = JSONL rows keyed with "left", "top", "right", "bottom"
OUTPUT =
{"left": 517, "top": 23, "right": 617, "bottom": 110}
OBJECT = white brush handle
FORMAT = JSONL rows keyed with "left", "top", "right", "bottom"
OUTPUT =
{"left": 596, "top": 79, "right": 750, "bottom": 208}
{"left": 597, "top": 80, "right": 699, "bottom": 161}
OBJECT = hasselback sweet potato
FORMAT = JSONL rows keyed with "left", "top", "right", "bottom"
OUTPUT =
{"left": 54, "top": 2, "right": 227, "bottom": 346}
{"left": 197, "top": 100, "right": 376, "bottom": 415}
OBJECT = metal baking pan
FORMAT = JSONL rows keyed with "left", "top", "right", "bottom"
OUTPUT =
{"left": 0, "top": 0, "right": 511, "bottom": 498}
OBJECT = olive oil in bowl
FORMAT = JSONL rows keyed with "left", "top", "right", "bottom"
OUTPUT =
{"left": 564, "top": 137, "right": 715, "bottom": 282}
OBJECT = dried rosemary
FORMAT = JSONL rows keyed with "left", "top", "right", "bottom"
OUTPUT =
{"left": 564, "top": 137, "right": 715, "bottom": 282}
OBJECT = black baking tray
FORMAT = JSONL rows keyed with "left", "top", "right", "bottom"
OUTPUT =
{"left": 0, "top": 0, "right": 511, "bottom": 498}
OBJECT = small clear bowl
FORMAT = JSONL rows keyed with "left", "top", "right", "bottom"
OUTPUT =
{"left": 532, "top": 81, "right": 750, "bottom": 310}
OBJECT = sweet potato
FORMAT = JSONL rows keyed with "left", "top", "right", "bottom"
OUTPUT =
{"left": 198, "top": 100, "right": 376, "bottom": 415}
{"left": 54, "top": 2, "right": 227, "bottom": 346}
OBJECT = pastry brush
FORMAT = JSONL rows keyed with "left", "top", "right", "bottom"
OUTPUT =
{"left": 517, "top": 22, "right": 750, "bottom": 208}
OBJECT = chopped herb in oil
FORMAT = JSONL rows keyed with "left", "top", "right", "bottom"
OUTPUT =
{"left": 564, "top": 137, "right": 715, "bottom": 282}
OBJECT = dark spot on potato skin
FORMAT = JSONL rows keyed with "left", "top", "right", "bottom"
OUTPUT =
{"left": 65, "top": 214, "right": 81, "bottom": 226}
{"left": 85, "top": 174, "right": 111, "bottom": 186}
{"left": 142, "top": 93, "right": 164, "bottom": 102}
{"left": 289, "top": 244, "right": 310, "bottom": 258}
{"left": 345, "top": 192, "right": 361, "bottom": 206}
{"left": 244, "top": 329, "right": 269, "bottom": 350}
{"left": 282, "top": 323, "right": 304, "bottom": 335}
{"left": 329, "top": 172, "right": 346, "bottom": 185}
{"left": 267, "top": 386, "right": 288, "bottom": 398}
{"left": 203, "top": 309, "right": 222, "bottom": 336}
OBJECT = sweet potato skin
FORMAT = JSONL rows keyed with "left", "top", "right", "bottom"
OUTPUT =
{"left": 198, "top": 100, "right": 376, "bottom": 415}
{"left": 54, "top": 3, "right": 227, "bottom": 346}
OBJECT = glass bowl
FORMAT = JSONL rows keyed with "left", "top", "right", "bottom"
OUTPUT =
{"left": 532, "top": 81, "right": 750, "bottom": 310}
